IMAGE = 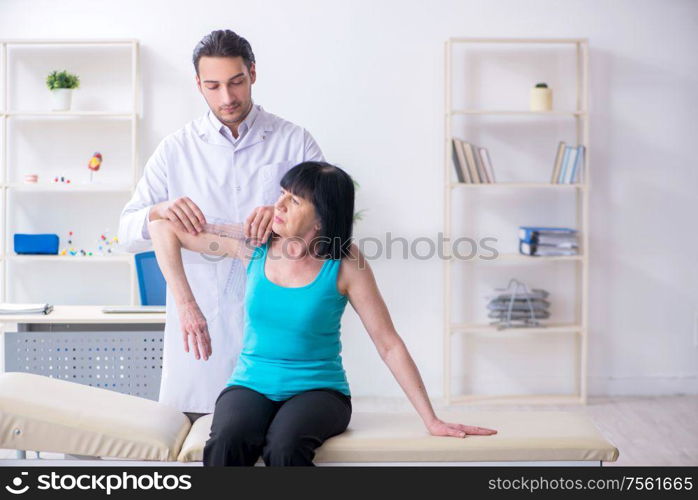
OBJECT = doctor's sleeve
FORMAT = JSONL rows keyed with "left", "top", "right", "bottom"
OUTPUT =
{"left": 117, "top": 139, "right": 169, "bottom": 253}
{"left": 302, "top": 129, "right": 326, "bottom": 162}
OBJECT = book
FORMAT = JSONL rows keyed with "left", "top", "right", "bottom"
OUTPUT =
{"left": 455, "top": 139, "right": 473, "bottom": 183}
{"left": 519, "top": 231, "right": 578, "bottom": 245}
{"left": 472, "top": 143, "right": 490, "bottom": 183}
{"left": 462, "top": 142, "right": 482, "bottom": 183}
{"left": 451, "top": 139, "right": 466, "bottom": 183}
{"left": 527, "top": 235, "right": 578, "bottom": 247}
{"left": 557, "top": 146, "right": 572, "bottom": 183}
{"left": 519, "top": 241, "right": 578, "bottom": 256}
{"left": 569, "top": 144, "right": 585, "bottom": 184}
{"left": 478, "top": 147, "right": 496, "bottom": 183}
{"left": 563, "top": 146, "right": 578, "bottom": 183}
{"left": 518, "top": 226, "right": 577, "bottom": 241}
{"left": 550, "top": 141, "right": 566, "bottom": 184}
{"left": 557, "top": 145, "right": 571, "bottom": 183}
{"left": 0, "top": 303, "right": 53, "bottom": 315}
{"left": 459, "top": 140, "right": 475, "bottom": 182}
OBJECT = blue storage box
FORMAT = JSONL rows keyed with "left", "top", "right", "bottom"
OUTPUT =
{"left": 13, "top": 234, "right": 59, "bottom": 255}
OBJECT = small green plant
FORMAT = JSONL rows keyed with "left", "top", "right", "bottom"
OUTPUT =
{"left": 352, "top": 179, "right": 366, "bottom": 222}
{"left": 46, "top": 70, "right": 80, "bottom": 90}
{"left": 534, "top": 82, "right": 548, "bottom": 88}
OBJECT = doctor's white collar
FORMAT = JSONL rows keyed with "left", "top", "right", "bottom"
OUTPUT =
{"left": 199, "top": 104, "right": 273, "bottom": 146}
{"left": 207, "top": 103, "right": 259, "bottom": 140}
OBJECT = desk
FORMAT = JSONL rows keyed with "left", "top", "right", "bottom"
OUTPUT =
{"left": 0, "top": 305, "right": 166, "bottom": 326}
{"left": 0, "top": 305, "right": 166, "bottom": 401}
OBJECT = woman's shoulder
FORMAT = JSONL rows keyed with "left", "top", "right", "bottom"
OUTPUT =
{"left": 340, "top": 243, "right": 364, "bottom": 266}
{"left": 336, "top": 243, "right": 372, "bottom": 293}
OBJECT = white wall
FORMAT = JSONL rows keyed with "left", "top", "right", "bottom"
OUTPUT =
{"left": 1, "top": 0, "right": 696, "bottom": 398}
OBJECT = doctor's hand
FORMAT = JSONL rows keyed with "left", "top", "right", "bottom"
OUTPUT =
{"left": 176, "top": 300, "right": 212, "bottom": 361}
{"left": 150, "top": 197, "right": 207, "bottom": 236}
{"left": 244, "top": 205, "right": 274, "bottom": 245}
{"left": 426, "top": 417, "right": 498, "bottom": 439}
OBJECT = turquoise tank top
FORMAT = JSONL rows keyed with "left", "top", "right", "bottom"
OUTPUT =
{"left": 226, "top": 240, "right": 351, "bottom": 400}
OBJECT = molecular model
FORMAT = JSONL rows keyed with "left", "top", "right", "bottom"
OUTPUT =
{"left": 97, "top": 229, "right": 119, "bottom": 255}
{"left": 59, "top": 230, "right": 86, "bottom": 256}
{"left": 58, "top": 229, "right": 119, "bottom": 256}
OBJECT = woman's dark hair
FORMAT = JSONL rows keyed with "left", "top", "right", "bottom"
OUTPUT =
{"left": 279, "top": 161, "right": 355, "bottom": 260}
{"left": 192, "top": 29, "right": 255, "bottom": 75}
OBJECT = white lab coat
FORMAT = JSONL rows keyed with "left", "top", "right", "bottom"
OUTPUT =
{"left": 118, "top": 105, "right": 325, "bottom": 413}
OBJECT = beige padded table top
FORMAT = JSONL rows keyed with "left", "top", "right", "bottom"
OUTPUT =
{"left": 0, "top": 373, "right": 618, "bottom": 464}
{"left": 179, "top": 412, "right": 618, "bottom": 463}
{"left": 0, "top": 372, "right": 189, "bottom": 461}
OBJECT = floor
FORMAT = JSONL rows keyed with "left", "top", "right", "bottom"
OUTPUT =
{"left": 1, "top": 395, "right": 696, "bottom": 466}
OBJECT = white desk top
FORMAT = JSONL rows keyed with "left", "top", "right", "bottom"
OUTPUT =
{"left": 0, "top": 305, "right": 166, "bottom": 324}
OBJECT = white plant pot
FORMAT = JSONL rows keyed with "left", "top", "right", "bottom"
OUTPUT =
{"left": 529, "top": 87, "right": 552, "bottom": 111}
{"left": 50, "top": 88, "right": 73, "bottom": 111}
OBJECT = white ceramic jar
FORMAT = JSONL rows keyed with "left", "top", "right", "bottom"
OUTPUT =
{"left": 530, "top": 85, "right": 552, "bottom": 111}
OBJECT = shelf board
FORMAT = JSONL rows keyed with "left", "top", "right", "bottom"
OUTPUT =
{"left": 4, "top": 183, "right": 133, "bottom": 192}
{"left": 450, "top": 322, "right": 583, "bottom": 334}
{"left": 449, "top": 109, "right": 586, "bottom": 116}
{"left": 1, "top": 39, "right": 137, "bottom": 46}
{"left": 471, "top": 253, "right": 583, "bottom": 262}
{"left": 5, "top": 111, "right": 136, "bottom": 118}
{"left": 447, "top": 394, "right": 585, "bottom": 405}
{"left": 450, "top": 182, "right": 586, "bottom": 189}
{"left": 448, "top": 37, "right": 587, "bottom": 45}
{"left": 7, "top": 254, "right": 133, "bottom": 263}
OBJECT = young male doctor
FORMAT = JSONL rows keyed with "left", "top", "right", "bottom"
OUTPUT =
{"left": 118, "top": 29, "right": 325, "bottom": 422}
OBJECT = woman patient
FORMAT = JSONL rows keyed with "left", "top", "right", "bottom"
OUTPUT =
{"left": 148, "top": 161, "right": 497, "bottom": 466}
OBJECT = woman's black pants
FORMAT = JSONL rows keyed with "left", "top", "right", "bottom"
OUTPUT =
{"left": 203, "top": 384, "right": 352, "bottom": 466}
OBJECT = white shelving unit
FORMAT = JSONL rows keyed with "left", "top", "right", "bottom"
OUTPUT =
{"left": 443, "top": 37, "right": 590, "bottom": 405}
{"left": 0, "top": 39, "right": 140, "bottom": 304}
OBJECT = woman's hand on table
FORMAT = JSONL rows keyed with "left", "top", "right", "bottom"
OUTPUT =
{"left": 177, "top": 300, "right": 212, "bottom": 361}
{"left": 426, "top": 417, "right": 498, "bottom": 439}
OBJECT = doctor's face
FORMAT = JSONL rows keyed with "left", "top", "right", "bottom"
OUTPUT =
{"left": 196, "top": 56, "right": 256, "bottom": 127}
{"left": 272, "top": 187, "right": 321, "bottom": 240}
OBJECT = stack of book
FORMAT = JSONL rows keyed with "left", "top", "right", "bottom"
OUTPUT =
{"left": 519, "top": 226, "right": 579, "bottom": 256}
{"left": 551, "top": 141, "right": 585, "bottom": 184}
{"left": 0, "top": 303, "right": 54, "bottom": 315}
{"left": 451, "top": 138, "right": 496, "bottom": 183}
{"left": 487, "top": 287, "right": 551, "bottom": 324}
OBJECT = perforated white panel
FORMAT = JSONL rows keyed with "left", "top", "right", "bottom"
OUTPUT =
{"left": 5, "top": 331, "right": 163, "bottom": 401}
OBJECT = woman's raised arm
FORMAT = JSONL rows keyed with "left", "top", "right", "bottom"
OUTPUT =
{"left": 341, "top": 244, "right": 498, "bottom": 439}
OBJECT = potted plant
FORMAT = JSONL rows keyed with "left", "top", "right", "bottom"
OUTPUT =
{"left": 46, "top": 70, "right": 80, "bottom": 111}
{"left": 352, "top": 179, "right": 366, "bottom": 222}
{"left": 529, "top": 82, "right": 552, "bottom": 111}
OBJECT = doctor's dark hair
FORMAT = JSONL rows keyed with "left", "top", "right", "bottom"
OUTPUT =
{"left": 279, "top": 161, "right": 355, "bottom": 260}
{"left": 192, "top": 29, "right": 255, "bottom": 75}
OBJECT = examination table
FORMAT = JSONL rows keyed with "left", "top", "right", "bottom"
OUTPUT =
{"left": 0, "top": 372, "right": 618, "bottom": 466}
